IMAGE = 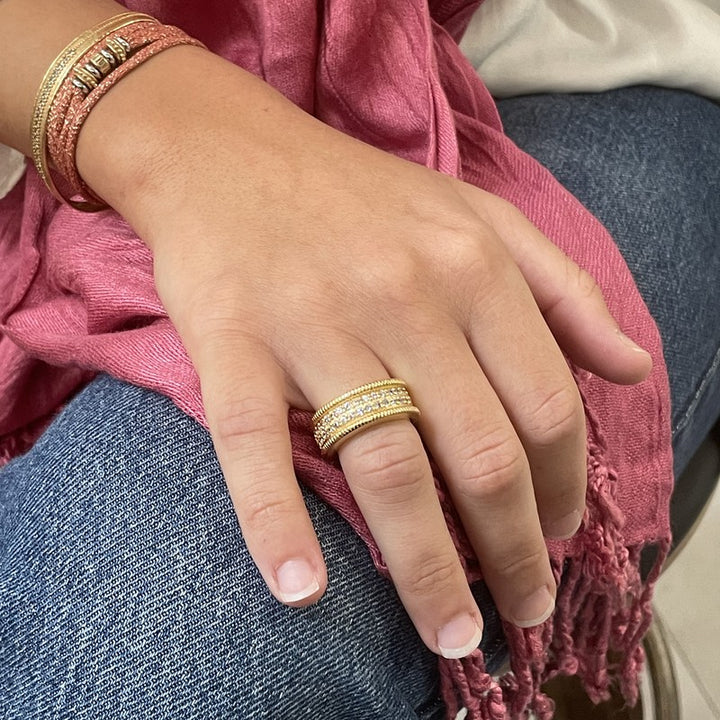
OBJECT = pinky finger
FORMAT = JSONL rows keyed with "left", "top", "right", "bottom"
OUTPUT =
{"left": 455, "top": 184, "right": 652, "bottom": 385}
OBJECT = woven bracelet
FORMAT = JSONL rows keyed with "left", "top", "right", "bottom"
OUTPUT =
{"left": 33, "top": 14, "right": 205, "bottom": 211}
{"left": 30, "top": 12, "right": 157, "bottom": 209}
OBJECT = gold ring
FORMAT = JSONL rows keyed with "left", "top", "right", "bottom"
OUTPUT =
{"left": 312, "top": 379, "right": 420, "bottom": 455}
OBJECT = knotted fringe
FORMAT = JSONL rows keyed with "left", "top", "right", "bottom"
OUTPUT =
{"left": 440, "top": 653, "right": 506, "bottom": 719}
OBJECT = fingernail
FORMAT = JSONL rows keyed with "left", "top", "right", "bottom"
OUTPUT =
{"left": 511, "top": 586, "right": 555, "bottom": 628}
{"left": 543, "top": 509, "right": 583, "bottom": 540}
{"left": 276, "top": 558, "right": 320, "bottom": 603}
{"left": 437, "top": 614, "right": 483, "bottom": 659}
{"left": 616, "top": 328, "right": 651, "bottom": 355}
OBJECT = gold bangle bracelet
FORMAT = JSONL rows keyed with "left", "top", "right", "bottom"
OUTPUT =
{"left": 30, "top": 12, "right": 159, "bottom": 204}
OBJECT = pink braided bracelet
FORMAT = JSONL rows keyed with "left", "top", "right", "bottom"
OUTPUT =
{"left": 44, "top": 19, "right": 205, "bottom": 211}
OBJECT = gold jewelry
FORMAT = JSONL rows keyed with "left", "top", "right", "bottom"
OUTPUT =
{"left": 45, "top": 23, "right": 204, "bottom": 212}
{"left": 312, "top": 379, "right": 420, "bottom": 455}
{"left": 30, "top": 12, "right": 158, "bottom": 204}
{"left": 71, "top": 36, "right": 133, "bottom": 95}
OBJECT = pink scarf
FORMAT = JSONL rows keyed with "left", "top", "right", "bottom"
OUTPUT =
{"left": 0, "top": 1, "right": 673, "bottom": 717}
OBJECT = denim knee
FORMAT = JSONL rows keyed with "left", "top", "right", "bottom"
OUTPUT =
{"left": 0, "top": 375, "right": 445, "bottom": 719}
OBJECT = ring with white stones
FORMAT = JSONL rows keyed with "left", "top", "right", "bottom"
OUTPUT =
{"left": 312, "top": 379, "right": 421, "bottom": 456}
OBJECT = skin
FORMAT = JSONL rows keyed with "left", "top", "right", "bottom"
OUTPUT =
{"left": 0, "top": 0, "right": 652, "bottom": 660}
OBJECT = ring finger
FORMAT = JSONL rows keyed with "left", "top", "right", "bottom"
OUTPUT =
{"left": 287, "top": 337, "right": 485, "bottom": 659}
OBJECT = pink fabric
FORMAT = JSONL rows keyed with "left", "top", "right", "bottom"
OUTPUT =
{"left": 0, "top": 1, "right": 673, "bottom": 717}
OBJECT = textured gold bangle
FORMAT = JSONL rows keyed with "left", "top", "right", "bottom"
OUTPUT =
{"left": 312, "top": 379, "right": 421, "bottom": 455}
{"left": 30, "top": 12, "right": 159, "bottom": 204}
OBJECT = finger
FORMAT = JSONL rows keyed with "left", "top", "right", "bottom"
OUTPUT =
{"left": 456, "top": 233, "right": 588, "bottom": 541}
{"left": 189, "top": 326, "right": 326, "bottom": 607}
{"left": 290, "top": 341, "right": 485, "bottom": 659}
{"left": 382, "top": 321, "right": 557, "bottom": 628}
{"left": 455, "top": 184, "right": 652, "bottom": 385}
{"left": 341, "top": 421, "right": 485, "bottom": 657}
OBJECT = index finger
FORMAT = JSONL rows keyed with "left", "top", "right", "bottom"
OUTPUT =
{"left": 188, "top": 327, "right": 328, "bottom": 607}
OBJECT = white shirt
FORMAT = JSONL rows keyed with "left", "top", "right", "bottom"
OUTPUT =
{"left": 460, "top": 0, "right": 720, "bottom": 100}
{"left": 0, "top": 144, "right": 25, "bottom": 200}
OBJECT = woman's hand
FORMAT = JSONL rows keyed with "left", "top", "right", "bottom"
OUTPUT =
{"left": 78, "top": 46, "right": 652, "bottom": 659}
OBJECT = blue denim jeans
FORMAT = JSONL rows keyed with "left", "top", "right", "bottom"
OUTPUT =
{"left": 2, "top": 87, "right": 719, "bottom": 719}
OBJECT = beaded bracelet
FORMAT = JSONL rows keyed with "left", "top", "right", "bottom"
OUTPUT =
{"left": 30, "top": 13, "right": 157, "bottom": 208}
{"left": 31, "top": 13, "right": 205, "bottom": 212}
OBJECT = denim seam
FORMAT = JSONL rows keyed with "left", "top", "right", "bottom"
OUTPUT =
{"left": 673, "top": 339, "right": 720, "bottom": 436}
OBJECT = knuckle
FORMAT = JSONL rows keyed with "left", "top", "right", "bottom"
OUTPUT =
{"left": 493, "top": 546, "right": 549, "bottom": 583}
{"left": 523, "top": 384, "right": 584, "bottom": 449}
{"left": 190, "top": 315, "right": 265, "bottom": 369}
{"left": 353, "top": 255, "right": 437, "bottom": 328}
{"left": 456, "top": 431, "right": 528, "bottom": 500}
{"left": 181, "top": 279, "right": 242, "bottom": 331}
{"left": 395, "top": 554, "right": 459, "bottom": 598}
{"left": 211, "top": 396, "right": 282, "bottom": 453}
{"left": 177, "top": 279, "right": 267, "bottom": 352}
{"left": 238, "top": 485, "right": 297, "bottom": 530}
{"left": 359, "top": 252, "right": 421, "bottom": 305}
{"left": 572, "top": 265, "right": 603, "bottom": 303}
{"left": 441, "top": 228, "right": 501, "bottom": 280}
{"left": 200, "top": 324, "right": 249, "bottom": 355}
{"left": 434, "top": 227, "right": 481, "bottom": 267}
{"left": 432, "top": 229, "right": 508, "bottom": 315}
{"left": 350, "top": 426, "right": 427, "bottom": 499}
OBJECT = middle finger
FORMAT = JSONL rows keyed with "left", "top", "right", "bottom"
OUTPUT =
{"left": 387, "top": 321, "right": 558, "bottom": 628}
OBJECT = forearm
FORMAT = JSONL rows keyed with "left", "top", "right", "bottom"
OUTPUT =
{"left": 0, "top": 0, "right": 126, "bottom": 155}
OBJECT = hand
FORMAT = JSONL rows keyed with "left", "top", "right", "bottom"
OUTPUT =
{"left": 78, "top": 46, "right": 652, "bottom": 659}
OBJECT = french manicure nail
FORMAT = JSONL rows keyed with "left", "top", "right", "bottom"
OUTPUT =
{"left": 437, "top": 614, "right": 483, "bottom": 659}
{"left": 543, "top": 508, "right": 583, "bottom": 540}
{"left": 511, "top": 586, "right": 555, "bottom": 628}
{"left": 276, "top": 558, "right": 320, "bottom": 603}
{"left": 616, "top": 328, "right": 651, "bottom": 355}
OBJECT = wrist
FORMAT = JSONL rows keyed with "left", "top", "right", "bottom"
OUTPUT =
{"left": 75, "top": 44, "right": 309, "bottom": 238}
{"left": 75, "top": 44, "right": 209, "bottom": 220}
{"left": 0, "top": 0, "right": 129, "bottom": 156}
